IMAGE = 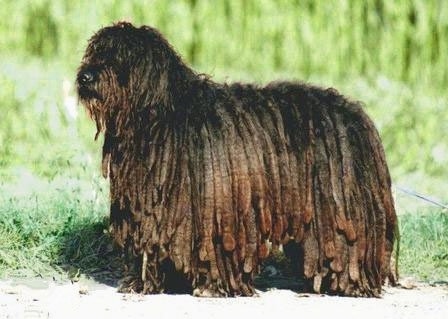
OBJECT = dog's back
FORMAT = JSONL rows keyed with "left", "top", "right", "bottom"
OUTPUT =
{"left": 193, "top": 80, "right": 398, "bottom": 296}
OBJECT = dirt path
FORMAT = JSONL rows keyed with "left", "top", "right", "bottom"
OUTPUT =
{"left": 1, "top": 278, "right": 447, "bottom": 319}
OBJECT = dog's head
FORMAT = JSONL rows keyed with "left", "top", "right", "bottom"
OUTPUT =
{"left": 77, "top": 22, "right": 182, "bottom": 137}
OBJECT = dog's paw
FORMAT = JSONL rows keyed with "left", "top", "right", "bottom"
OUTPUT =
{"left": 117, "top": 275, "right": 144, "bottom": 294}
{"left": 192, "top": 280, "right": 229, "bottom": 297}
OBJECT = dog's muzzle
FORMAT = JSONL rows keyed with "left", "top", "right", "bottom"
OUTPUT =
{"left": 77, "top": 68, "right": 102, "bottom": 101}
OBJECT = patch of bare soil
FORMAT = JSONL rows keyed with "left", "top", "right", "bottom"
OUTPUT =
{"left": 0, "top": 277, "right": 446, "bottom": 319}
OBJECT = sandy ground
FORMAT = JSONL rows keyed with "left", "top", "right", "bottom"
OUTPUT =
{"left": 0, "top": 278, "right": 447, "bottom": 319}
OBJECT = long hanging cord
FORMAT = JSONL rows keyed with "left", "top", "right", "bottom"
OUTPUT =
{"left": 394, "top": 185, "right": 448, "bottom": 210}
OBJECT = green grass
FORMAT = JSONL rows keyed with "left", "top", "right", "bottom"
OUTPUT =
{"left": 1, "top": 174, "right": 447, "bottom": 283}
{"left": 2, "top": 1, "right": 448, "bottom": 89}
{"left": 0, "top": 0, "right": 447, "bottom": 283}
{"left": 0, "top": 173, "right": 122, "bottom": 282}
{"left": 399, "top": 210, "right": 448, "bottom": 281}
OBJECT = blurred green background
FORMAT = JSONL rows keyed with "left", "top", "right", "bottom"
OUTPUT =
{"left": 0, "top": 0, "right": 447, "bottom": 281}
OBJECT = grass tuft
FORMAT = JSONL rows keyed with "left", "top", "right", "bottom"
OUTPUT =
{"left": 0, "top": 173, "right": 123, "bottom": 283}
{"left": 399, "top": 210, "right": 448, "bottom": 282}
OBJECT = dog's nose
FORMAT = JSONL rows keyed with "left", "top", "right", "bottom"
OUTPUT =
{"left": 78, "top": 70, "right": 95, "bottom": 84}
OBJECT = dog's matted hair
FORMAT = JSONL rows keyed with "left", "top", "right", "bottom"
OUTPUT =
{"left": 77, "top": 22, "right": 397, "bottom": 297}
